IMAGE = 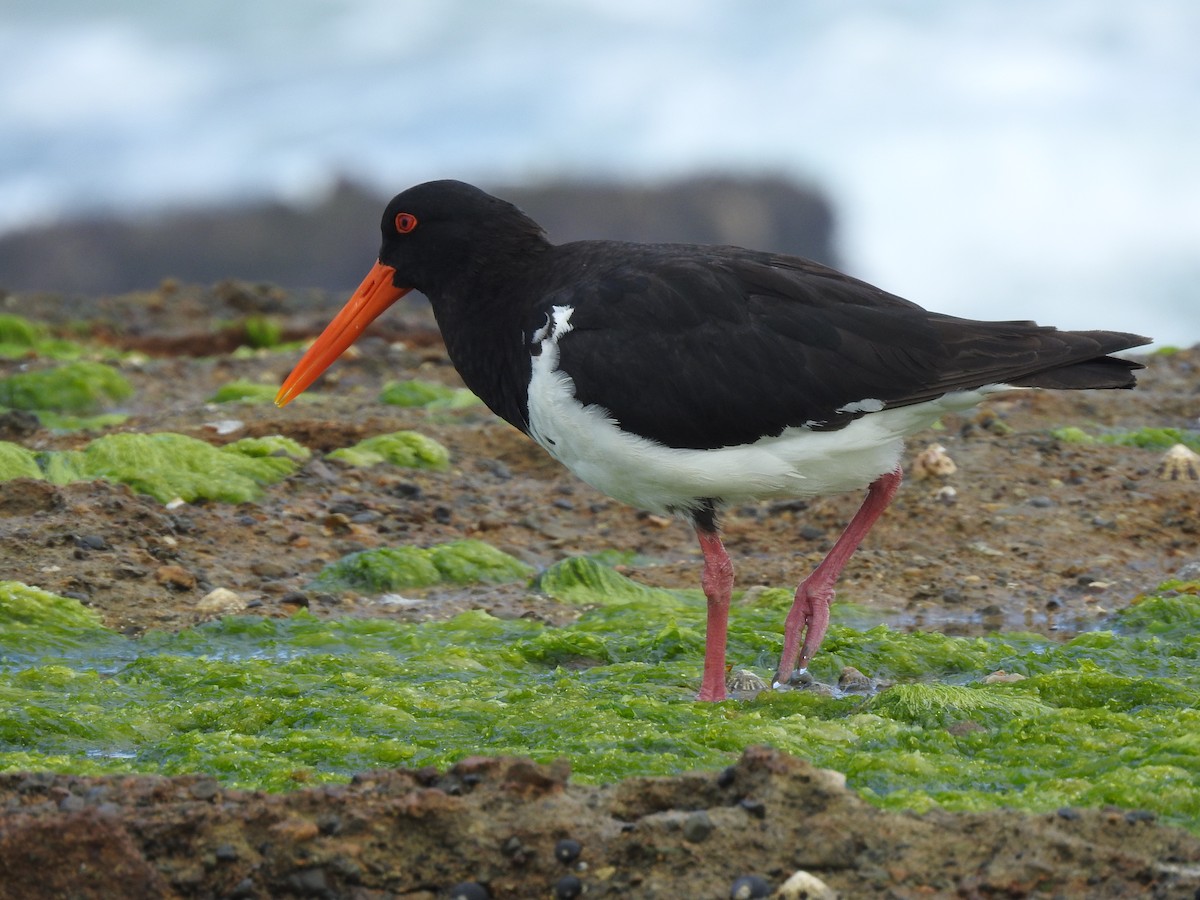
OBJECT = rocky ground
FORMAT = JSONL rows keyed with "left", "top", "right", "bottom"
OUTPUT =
{"left": 1, "top": 281, "right": 1199, "bottom": 898}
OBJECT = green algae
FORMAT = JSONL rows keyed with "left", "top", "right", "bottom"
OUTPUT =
{"left": 0, "top": 432, "right": 302, "bottom": 503}
{"left": 0, "top": 315, "right": 87, "bottom": 360}
{"left": 312, "top": 540, "right": 534, "bottom": 593}
{"left": 0, "top": 361, "right": 133, "bottom": 412}
{"left": 209, "top": 380, "right": 282, "bottom": 404}
{"left": 1, "top": 568, "right": 1197, "bottom": 833}
{"left": 327, "top": 430, "right": 450, "bottom": 469}
{"left": 221, "top": 434, "right": 310, "bottom": 462}
{"left": 0, "top": 442, "right": 42, "bottom": 480}
{"left": 379, "top": 379, "right": 481, "bottom": 409}
{"left": 1053, "top": 425, "right": 1200, "bottom": 452}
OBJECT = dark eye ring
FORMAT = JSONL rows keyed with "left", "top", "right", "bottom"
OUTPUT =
{"left": 395, "top": 213, "right": 418, "bottom": 233}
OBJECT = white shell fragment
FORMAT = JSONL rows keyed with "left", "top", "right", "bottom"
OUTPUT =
{"left": 196, "top": 587, "right": 246, "bottom": 615}
{"left": 1157, "top": 443, "right": 1200, "bottom": 481}
{"left": 911, "top": 443, "right": 957, "bottom": 480}
{"left": 774, "top": 869, "right": 838, "bottom": 899}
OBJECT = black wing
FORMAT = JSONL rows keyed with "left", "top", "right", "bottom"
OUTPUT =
{"left": 542, "top": 243, "right": 1148, "bottom": 451}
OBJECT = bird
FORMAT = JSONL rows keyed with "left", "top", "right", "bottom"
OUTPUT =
{"left": 275, "top": 179, "right": 1149, "bottom": 702}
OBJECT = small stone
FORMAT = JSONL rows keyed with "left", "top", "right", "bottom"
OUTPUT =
{"left": 322, "top": 512, "right": 354, "bottom": 534}
{"left": 554, "top": 874, "right": 583, "bottom": 899}
{"left": 196, "top": 587, "right": 246, "bottom": 615}
{"left": 74, "top": 534, "right": 109, "bottom": 551}
{"left": 448, "top": 882, "right": 490, "bottom": 900}
{"left": 730, "top": 874, "right": 772, "bottom": 899}
{"left": 1157, "top": 443, "right": 1200, "bottom": 481}
{"left": 837, "top": 666, "right": 872, "bottom": 694}
{"left": 738, "top": 798, "right": 767, "bottom": 819}
{"left": 554, "top": 838, "right": 582, "bottom": 865}
{"left": 269, "top": 817, "right": 320, "bottom": 842}
{"left": 188, "top": 778, "right": 220, "bottom": 801}
{"left": 58, "top": 793, "right": 85, "bottom": 812}
{"left": 285, "top": 869, "right": 328, "bottom": 894}
{"left": 215, "top": 844, "right": 239, "bottom": 862}
{"left": 934, "top": 485, "right": 958, "bottom": 505}
{"left": 155, "top": 565, "right": 197, "bottom": 590}
{"left": 983, "top": 670, "right": 1027, "bottom": 684}
{"left": 775, "top": 869, "right": 837, "bottom": 900}
{"left": 250, "top": 560, "right": 287, "bottom": 578}
{"left": 682, "top": 810, "right": 714, "bottom": 843}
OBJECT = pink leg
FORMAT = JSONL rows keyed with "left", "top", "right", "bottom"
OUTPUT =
{"left": 696, "top": 527, "right": 734, "bottom": 702}
{"left": 774, "top": 467, "right": 903, "bottom": 687}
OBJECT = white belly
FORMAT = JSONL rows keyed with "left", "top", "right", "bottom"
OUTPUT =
{"left": 525, "top": 306, "right": 1009, "bottom": 515}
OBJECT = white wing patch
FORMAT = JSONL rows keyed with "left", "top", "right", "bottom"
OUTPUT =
{"left": 836, "top": 398, "right": 886, "bottom": 414}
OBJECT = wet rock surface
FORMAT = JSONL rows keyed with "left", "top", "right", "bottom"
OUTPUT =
{"left": 1, "top": 284, "right": 1198, "bottom": 897}
{"left": 1, "top": 748, "right": 1198, "bottom": 899}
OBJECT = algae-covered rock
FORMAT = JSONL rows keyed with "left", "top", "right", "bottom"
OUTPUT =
{"left": 0, "top": 581, "right": 118, "bottom": 657}
{"left": 0, "top": 361, "right": 133, "bottom": 412}
{"left": 0, "top": 442, "right": 42, "bottom": 480}
{"left": 379, "top": 379, "right": 480, "bottom": 409}
{"left": 312, "top": 540, "right": 532, "bottom": 593}
{"left": 327, "top": 431, "right": 449, "bottom": 469}
{"left": 1053, "top": 425, "right": 1200, "bottom": 452}
{"left": 869, "top": 682, "right": 1051, "bottom": 728}
{"left": 427, "top": 540, "right": 534, "bottom": 584}
{"left": 209, "top": 380, "right": 280, "bottom": 404}
{"left": 0, "top": 316, "right": 85, "bottom": 360}
{"left": 1114, "top": 588, "right": 1200, "bottom": 637}
{"left": 37, "top": 432, "right": 300, "bottom": 503}
{"left": 535, "top": 556, "right": 679, "bottom": 607}
{"left": 222, "top": 435, "right": 311, "bottom": 461}
{"left": 0, "top": 315, "right": 41, "bottom": 350}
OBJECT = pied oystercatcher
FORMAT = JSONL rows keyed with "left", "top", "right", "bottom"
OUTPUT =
{"left": 276, "top": 180, "right": 1149, "bottom": 702}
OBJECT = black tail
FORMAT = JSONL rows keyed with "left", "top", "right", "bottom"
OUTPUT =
{"left": 1005, "top": 329, "right": 1150, "bottom": 390}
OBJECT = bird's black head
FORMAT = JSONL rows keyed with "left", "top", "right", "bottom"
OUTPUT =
{"left": 376, "top": 180, "right": 548, "bottom": 297}
{"left": 275, "top": 180, "right": 547, "bottom": 407}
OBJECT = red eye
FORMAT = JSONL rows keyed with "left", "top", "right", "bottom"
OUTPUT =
{"left": 394, "top": 212, "right": 418, "bottom": 233}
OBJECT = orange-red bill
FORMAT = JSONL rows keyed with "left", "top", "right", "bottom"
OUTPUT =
{"left": 275, "top": 261, "right": 411, "bottom": 407}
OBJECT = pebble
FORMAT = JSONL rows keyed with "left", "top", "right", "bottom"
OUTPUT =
{"left": 983, "top": 670, "right": 1027, "bottom": 684}
{"left": 74, "top": 534, "right": 109, "bottom": 551}
{"left": 554, "top": 838, "right": 582, "bottom": 865}
{"left": 196, "top": 587, "right": 246, "bottom": 615}
{"left": 681, "top": 810, "right": 714, "bottom": 843}
{"left": 837, "top": 666, "right": 873, "bottom": 694}
{"left": 214, "top": 844, "right": 239, "bottom": 862}
{"left": 250, "top": 560, "right": 288, "bottom": 578}
{"left": 775, "top": 869, "right": 837, "bottom": 900}
{"left": 188, "top": 778, "right": 220, "bottom": 801}
{"left": 155, "top": 565, "right": 197, "bottom": 590}
{"left": 448, "top": 882, "right": 490, "bottom": 900}
{"left": 934, "top": 485, "right": 958, "bottom": 505}
{"left": 738, "top": 798, "right": 767, "bottom": 819}
{"left": 554, "top": 874, "right": 583, "bottom": 899}
{"left": 730, "top": 874, "right": 772, "bottom": 899}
